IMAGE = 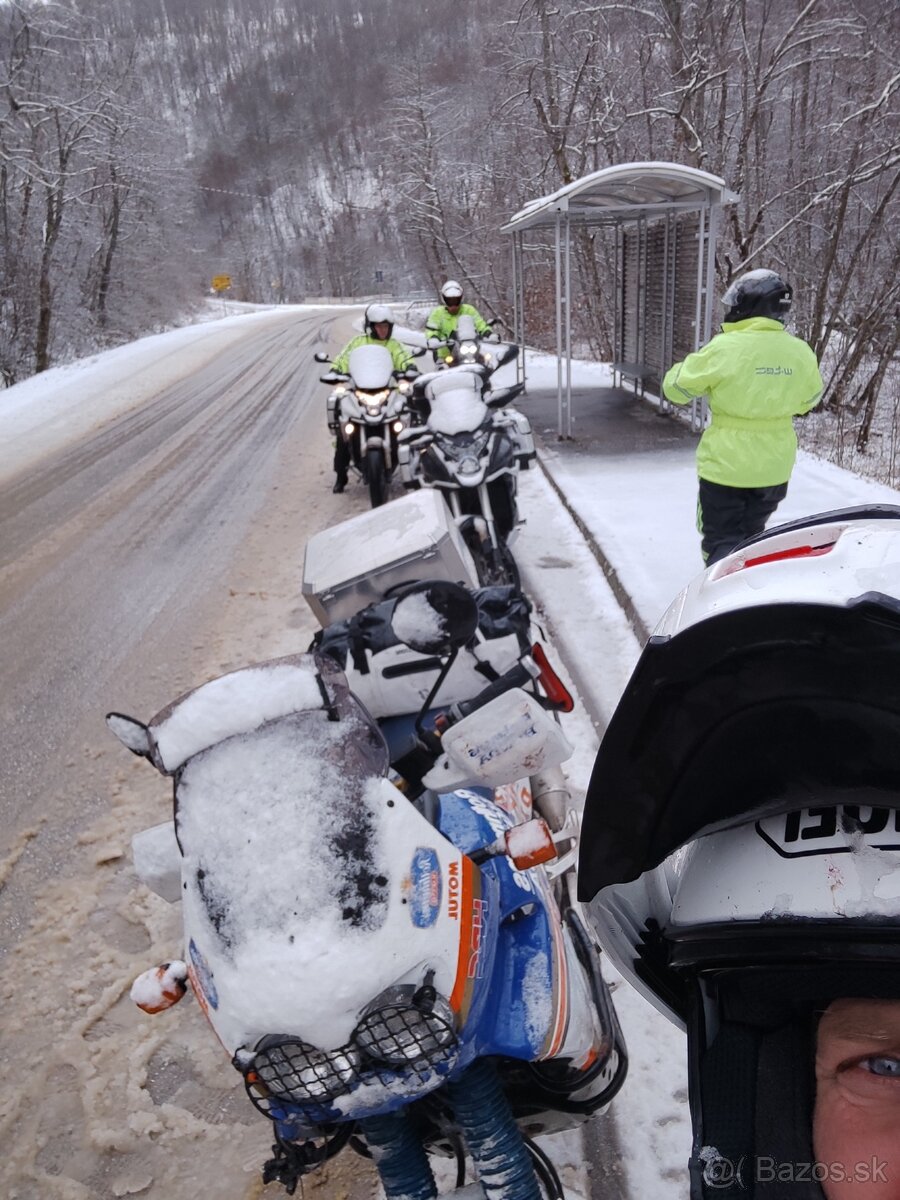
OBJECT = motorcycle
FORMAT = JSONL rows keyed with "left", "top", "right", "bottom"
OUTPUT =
{"left": 397, "top": 366, "right": 535, "bottom": 588}
{"left": 111, "top": 578, "right": 627, "bottom": 1199}
{"left": 316, "top": 344, "right": 420, "bottom": 507}
{"left": 432, "top": 315, "right": 504, "bottom": 376}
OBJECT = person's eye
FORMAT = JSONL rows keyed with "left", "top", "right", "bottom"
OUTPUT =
{"left": 861, "top": 1056, "right": 900, "bottom": 1078}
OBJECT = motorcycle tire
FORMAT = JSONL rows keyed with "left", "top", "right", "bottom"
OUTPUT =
{"left": 366, "top": 448, "right": 388, "bottom": 508}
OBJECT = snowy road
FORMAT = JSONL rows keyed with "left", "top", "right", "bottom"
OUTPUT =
{"left": 0, "top": 305, "right": 644, "bottom": 1200}
{"left": 0, "top": 306, "right": 398, "bottom": 1199}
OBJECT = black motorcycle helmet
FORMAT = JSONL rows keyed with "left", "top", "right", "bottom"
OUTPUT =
{"left": 722, "top": 269, "right": 792, "bottom": 324}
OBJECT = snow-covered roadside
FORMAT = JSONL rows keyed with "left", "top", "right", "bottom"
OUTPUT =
{"left": 0, "top": 302, "right": 357, "bottom": 485}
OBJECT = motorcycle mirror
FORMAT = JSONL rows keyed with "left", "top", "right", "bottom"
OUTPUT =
{"left": 486, "top": 383, "right": 526, "bottom": 409}
{"left": 320, "top": 371, "right": 347, "bottom": 384}
{"left": 409, "top": 347, "right": 427, "bottom": 359}
{"left": 107, "top": 712, "right": 153, "bottom": 758}
{"left": 390, "top": 581, "right": 478, "bottom": 656}
{"left": 313, "top": 351, "right": 331, "bottom": 363}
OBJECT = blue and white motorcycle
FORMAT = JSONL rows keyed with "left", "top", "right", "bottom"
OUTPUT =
{"left": 110, "top": 580, "right": 626, "bottom": 1198}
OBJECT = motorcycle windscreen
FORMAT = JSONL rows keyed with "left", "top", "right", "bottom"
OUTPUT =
{"left": 426, "top": 372, "right": 488, "bottom": 436}
{"left": 577, "top": 596, "right": 900, "bottom": 901}
{"left": 454, "top": 314, "right": 477, "bottom": 341}
{"left": 347, "top": 343, "right": 394, "bottom": 389}
{"left": 175, "top": 702, "right": 466, "bottom": 1052}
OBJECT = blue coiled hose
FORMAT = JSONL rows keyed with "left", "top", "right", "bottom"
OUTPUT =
{"left": 445, "top": 1060, "right": 542, "bottom": 1199}
{"left": 359, "top": 1110, "right": 437, "bottom": 1200}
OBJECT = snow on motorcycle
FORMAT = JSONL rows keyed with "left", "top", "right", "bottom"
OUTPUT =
{"left": 397, "top": 366, "right": 536, "bottom": 588}
{"left": 316, "top": 343, "right": 421, "bottom": 507}
{"left": 432, "top": 314, "right": 505, "bottom": 375}
{"left": 111, "top": 577, "right": 627, "bottom": 1199}
{"left": 577, "top": 504, "right": 900, "bottom": 1200}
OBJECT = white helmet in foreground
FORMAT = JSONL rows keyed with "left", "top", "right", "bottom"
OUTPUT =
{"left": 579, "top": 505, "right": 900, "bottom": 1199}
{"left": 364, "top": 303, "right": 394, "bottom": 336}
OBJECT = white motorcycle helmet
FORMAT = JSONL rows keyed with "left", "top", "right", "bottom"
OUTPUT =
{"left": 364, "top": 303, "right": 395, "bottom": 337}
{"left": 579, "top": 505, "right": 900, "bottom": 1199}
{"left": 440, "top": 280, "right": 464, "bottom": 305}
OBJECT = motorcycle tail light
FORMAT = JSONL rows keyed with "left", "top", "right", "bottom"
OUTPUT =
{"left": 531, "top": 643, "right": 574, "bottom": 712}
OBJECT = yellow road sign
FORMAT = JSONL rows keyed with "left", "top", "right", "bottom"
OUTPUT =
{"left": 211, "top": 274, "right": 232, "bottom": 292}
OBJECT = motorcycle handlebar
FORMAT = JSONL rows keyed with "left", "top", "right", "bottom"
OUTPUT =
{"left": 449, "top": 658, "right": 539, "bottom": 721}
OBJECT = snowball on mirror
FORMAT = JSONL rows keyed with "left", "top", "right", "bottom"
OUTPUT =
{"left": 390, "top": 581, "right": 479, "bottom": 656}
{"left": 392, "top": 592, "right": 449, "bottom": 653}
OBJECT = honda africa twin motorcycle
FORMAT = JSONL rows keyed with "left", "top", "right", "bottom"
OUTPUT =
{"left": 317, "top": 344, "right": 419, "bottom": 507}
{"left": 578, "top": 504, "right": 900, "bottom": 1200}
{"left": 112, "top": 580, "right": 626, "bottom": 1199}
{"left": 397, "top": 367, "right": 535, "bottom": 588}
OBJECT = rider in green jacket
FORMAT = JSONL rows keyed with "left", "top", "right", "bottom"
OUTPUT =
{"left": 662, "top": 270, "right": 823, "bottom": 565}
{"left": 331, "top": 304, "right": 413, "bottom": 375}
{"left": 426, "top": 280, "right": 492, "bottom": 363}
{"left": 330, "top": 304, "right": 414, "bottom": 493}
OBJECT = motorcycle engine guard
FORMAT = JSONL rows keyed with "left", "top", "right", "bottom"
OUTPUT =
{"left": 423, "top": 689, "right": 572, "bottom": 790}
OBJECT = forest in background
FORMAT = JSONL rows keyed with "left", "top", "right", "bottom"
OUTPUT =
{"left": 1, "top": 0, "right": 898, "bottom": 474}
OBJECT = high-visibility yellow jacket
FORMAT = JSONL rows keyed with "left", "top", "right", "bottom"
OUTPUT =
{"left": 332, "top": 334, "right": 412, "bottom": 375}
{"left": 662, "top": 317, "right": 823, "bottom": 488}
{"left": 426, "top": 304, "right": 492, "bottom": 360}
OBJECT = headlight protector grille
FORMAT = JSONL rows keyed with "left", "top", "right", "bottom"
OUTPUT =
{"left": 237, "top": 983, "right": 458, "bottom": 1122}
{"left": 354, "top": 987, "right": 456, "bottom": 1068}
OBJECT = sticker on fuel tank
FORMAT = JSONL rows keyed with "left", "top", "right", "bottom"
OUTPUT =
{"left": 406, "top": 847, "right": 442, "bottom": 928}
{"left": 756, "top": 807, "right": 900, "bottom": 857}
{"left": 188, "top": 938, "right": 219, "bottom": 1010}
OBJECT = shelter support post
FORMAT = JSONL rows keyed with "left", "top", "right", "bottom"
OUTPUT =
{"left": 512, "top": 232, "right": 525, "bottom": 386}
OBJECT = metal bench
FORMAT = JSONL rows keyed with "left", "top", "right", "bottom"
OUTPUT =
{"left": 612, "top": 361, "right": 656, "bottom": 398}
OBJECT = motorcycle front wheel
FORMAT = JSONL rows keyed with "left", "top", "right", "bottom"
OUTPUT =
{"left": 366, "top": 447, "right": 388, "bottom": 507}
{"left": 465, "top": 533, "right": 521, "bottom": 590}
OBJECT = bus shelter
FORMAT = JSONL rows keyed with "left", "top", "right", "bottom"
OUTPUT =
{"left": 501, "top": 162, "right": 739, "bottom": 437}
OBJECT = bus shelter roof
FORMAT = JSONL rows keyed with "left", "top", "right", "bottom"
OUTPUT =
{"left": 501, "top": 161, "right": 739, "bottom": 232}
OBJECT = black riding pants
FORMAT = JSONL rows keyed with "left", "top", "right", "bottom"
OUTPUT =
{"left": 697, "top": 478, "right": 788, "bottom": 565}
{"left": 333, "top": 433, "right": 351, "bottom": 481}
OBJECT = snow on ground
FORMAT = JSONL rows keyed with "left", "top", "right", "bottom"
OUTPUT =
{"left": 0, "top": 301, "right": 357, "bottom": 484}
{"left": 6, "top": 304, "right": 899, "bottom": 1200}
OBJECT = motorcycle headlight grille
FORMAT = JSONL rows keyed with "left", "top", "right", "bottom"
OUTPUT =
{"left": 438, "top": 431, "right": 490, "bottom": 461}
{"left": 248, "top": 1037, "right": 362, "bottom": 1106}
{"left": 354, "top": 1000, "right": 457, "bottom": 1068}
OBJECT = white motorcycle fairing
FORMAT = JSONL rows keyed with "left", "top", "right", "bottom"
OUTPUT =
{"left": 426, "top": 368, "right": 490, "bottom": 436}
{"left": 179, "top": 760, "right": 467, "bottom": 1056}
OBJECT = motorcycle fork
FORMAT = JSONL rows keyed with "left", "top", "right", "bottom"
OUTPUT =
{"left": 475, "top": 481, "right": 502, "bottom": 550}
{"left": 353, "top": 422, "right": 393, "bottom": 472}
